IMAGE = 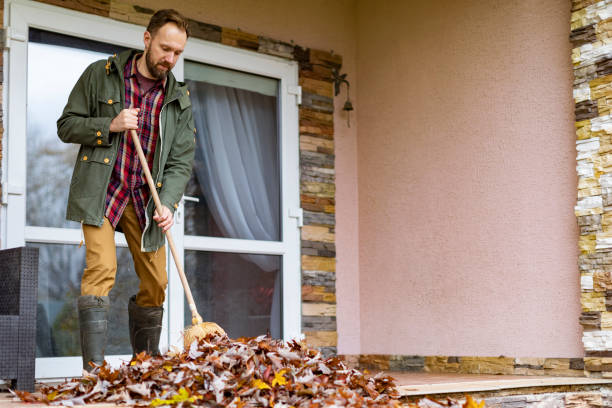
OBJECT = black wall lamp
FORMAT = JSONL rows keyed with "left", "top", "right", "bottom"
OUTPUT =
{"left": 333, "top": 68, "right": 353, "bottom": 128}
{"left": 309, "top": 62, "right": 353, "bottom": 127}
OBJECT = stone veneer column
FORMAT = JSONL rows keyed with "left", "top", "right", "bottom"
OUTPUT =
{"left": 17, "top": 0, "right": 341, "bottom": 355}
{"left": 572, "top": 0, "right": 612, "bottom": 357}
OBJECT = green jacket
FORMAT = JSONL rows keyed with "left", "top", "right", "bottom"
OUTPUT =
{"left": 57, "top": 49, "right": 195, "bottom": 251}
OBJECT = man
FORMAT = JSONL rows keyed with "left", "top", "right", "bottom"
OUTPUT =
{"left": 57, "top": 9, "right": 195, "bottom": 371}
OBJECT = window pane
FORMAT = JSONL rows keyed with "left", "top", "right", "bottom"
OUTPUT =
{"left": 31, "top": 242, "right": 138, "bottom": 357}
{"left": 26, "top": 30, "right": 127, "bottom": 228}
{"left": 184, "top": 61, "right": 281, "bottom": 241}
{"left": 184, "top": 250, "right": 281, "bottom": 339}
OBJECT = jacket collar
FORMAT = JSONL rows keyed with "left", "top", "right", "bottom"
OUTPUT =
{"left": 110, "top": 49, "right": 182, "bottom": 99}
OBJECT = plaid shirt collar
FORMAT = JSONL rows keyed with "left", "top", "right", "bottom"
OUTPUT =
{"left": 125, "top": 53, "right": 168, "bottom": 90}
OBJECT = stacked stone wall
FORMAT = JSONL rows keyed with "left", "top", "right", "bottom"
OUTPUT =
{"left": 572, "top": 0, "right": 612, "bottom": 366}
{"left": 22, "top": 0, "right": 340, "bottom": 354}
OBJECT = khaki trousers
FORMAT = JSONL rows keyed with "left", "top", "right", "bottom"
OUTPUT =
{"left": 81, "top": 200, "right": 167, "bottom": 307}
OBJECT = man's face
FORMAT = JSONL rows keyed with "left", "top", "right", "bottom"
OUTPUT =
{"left": 143, "top": 23, "right": 187, "bottom": 80}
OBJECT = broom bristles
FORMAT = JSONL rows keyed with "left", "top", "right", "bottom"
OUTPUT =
{"left": 183, "top": 321, "right": 226, "bottom": 348}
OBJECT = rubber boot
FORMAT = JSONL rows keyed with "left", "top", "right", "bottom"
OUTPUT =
{"left": 128, "top": 295, "right": 163, "bottom": 357}
{"left": 78, "top": 295, "right": 110, "bottom": 372}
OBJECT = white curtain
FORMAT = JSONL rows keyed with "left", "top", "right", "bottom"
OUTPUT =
{"left": 186, "top": 80, "right": 281, "bottom": 337}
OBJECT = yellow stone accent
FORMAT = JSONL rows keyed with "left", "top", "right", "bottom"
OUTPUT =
{"left": 597, "top": 19, "right": 612, "bottom": 41}
{"left": 299, "top": 77, "right": 333, "bottom": 98}
{"left": 458, "top": 357, "right": 515, "bottom": 375}
{"left": 301, "top": 255, "right": 335, "bottom": 272}
{"left": 221, "top": 28, "right": 258, "bottom": 49}
{"left": 543, "top": 359, "right": 570, "bottom": 370}
{"left": 590, "top": 74, "right": 612, "bottom": 99}
{"left": 309, "top": 49, "right": 342, "bottom": 67}
{"left": 109, "top": 2, "right": 151, "bottom": 26}
{"left": 571, "top": 9, "right": 587, "bottom": 31}
{"left": 581, "top": 292, "right": 606, "bottom": 311}
{"left": 572, "top": 47, "right": 582, "bottom": 64}
{"left": 303, "top": 286, "right": 336, "bottom": 302}
{"left": 301, "top": 225, "right": 335, "bottom": 243}
{"left": 576, "top": 120, "right": 592, "bottom": 140}
{"left": 300, "top": 109, "right": 334, "bottom": 126}
{"left": 302, "top": 303, "right": 336, "bottom": 317}
{"left": 603, "top": 213, "right": 612, "bottom": 228}
{"left": 601, "top": 312, "right": 612, "bottom": 330}
{"left": 599, "top": 153, "right": 612, "bottom": 172}
{"left": 579, "top": 234, "right": 597, "bottom": 254}
{"left": 300, "top": 135, "right": 334, "bottom": 152}
{"left": 546, "top": 369, "right": 585, "bottom": 377}
{"left": 424, "top": 356, "right": 458, "bottom": 373}
{"left": 594, "top": 271, "right": 612, "bottom": 291}
{"left": 600, "top": 135, "right": 612, "bottom": 153}
{"left": 303, "top": 331, "right": 337, "bottom": 347}
{"left": 578, "top": 187, "right": 602, "bottom": 198}
{"left": 578, "top": 177, "right": 599, "bottom": 189}
{"left": 516, "top": 357, "right": 546, "bottom": 366}
{"left": 599, "top": 96, "right": 612, "bottom": 116}
{"left": 359, "top": 355, "right": 390, "bottom": 370}
{"left": 301, "top": 182, "right": 335, "bottom": 197}
{"left": 575, "top": 207, "right": 604, "bottom": 217}
{"left": 585, "top": 357, "right": 603, "bottom": 371}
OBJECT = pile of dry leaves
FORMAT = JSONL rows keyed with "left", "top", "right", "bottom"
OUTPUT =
{"left": 13, "top": 334, "right": 483, "bottom": 407}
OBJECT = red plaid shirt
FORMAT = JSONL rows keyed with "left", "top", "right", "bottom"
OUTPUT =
{"left": 105, "top": 54, "right": 166, "bottom": 230}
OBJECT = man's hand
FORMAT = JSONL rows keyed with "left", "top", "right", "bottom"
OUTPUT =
{"left": 109, "top": 108, "right": 140, "bottom": 132}
{"left": 153, "top": 205, "right": 174, "bottom": 232}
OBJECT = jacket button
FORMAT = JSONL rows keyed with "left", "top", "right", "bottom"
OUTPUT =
{"left": 157, "top": 182, "right": 162, "bottom": 188}
{"left": 96, "top": 131, "right": 101, "bottom": 137}
{"left": 187, "top": 90, "right": 190, "bottom": 96}
{"left": 193, "top": 127, "right": 196, "bottom": 133}
{"left": 83, "top": 156, "right": 88, "bottom": 161}
{"left": 174, "top": 203, "right": 179, "bottom": 209}
{"left": 104, "top": 158, "right": 110, "bottom": 163}
{"left": 97, "top": 139, "right": 102, "bottom": 145}
{"left": 107, "top": 99, "right": 113, "bottom": 104}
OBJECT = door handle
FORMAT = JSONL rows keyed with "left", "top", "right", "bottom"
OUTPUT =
{"left": 182, "top": 195, "right": 200, "bottom": 203}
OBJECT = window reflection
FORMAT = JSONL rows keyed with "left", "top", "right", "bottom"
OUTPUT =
{"left": 184, "top": 250, "right": 281, "bottom": 339}
{"left": 26, "top": 42, "right": 108, "bottom": 229}
{"left": 31, "top": 243, "right": 137, "bottom": 357}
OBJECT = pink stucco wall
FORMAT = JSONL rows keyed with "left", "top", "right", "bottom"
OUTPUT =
{"left": 356, "top": 0, "right": 582, "bottom": 357}
{"left": 172, "top": 0, "right": 361, "bottom": 353}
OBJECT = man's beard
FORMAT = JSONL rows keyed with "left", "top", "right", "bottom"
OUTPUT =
{"left": 145, "top": 50, "right": 171, "bottom": 80}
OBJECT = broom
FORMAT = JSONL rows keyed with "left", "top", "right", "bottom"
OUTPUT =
{"left": 129, "top": 129, "right": 225, "bottom": 348}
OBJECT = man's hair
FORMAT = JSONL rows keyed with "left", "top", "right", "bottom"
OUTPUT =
{"left": 147, "top": 9, "right": 190, "bottom": 38}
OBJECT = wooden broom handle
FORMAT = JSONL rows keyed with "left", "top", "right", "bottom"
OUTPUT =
{"left": 129, "top": 129, "right": 203, "bottom": 325}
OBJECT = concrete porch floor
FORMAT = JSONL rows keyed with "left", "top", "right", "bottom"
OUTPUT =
{"left": 0, "top": 373, "right": 611, "bottom": 406}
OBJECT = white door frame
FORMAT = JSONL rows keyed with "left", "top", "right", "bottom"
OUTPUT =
{"left": 3, "top": 0, "right": 301, "bottom": 379}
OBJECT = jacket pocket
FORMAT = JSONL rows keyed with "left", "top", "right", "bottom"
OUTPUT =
{"left": 72, "top": 146, "right": 114, "bottom": 198}
{"left": 97, "top": 95, "right": 120, "bottom": 117}
{"left": 88, "top": 145, "right": 115, "bottom": 166}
